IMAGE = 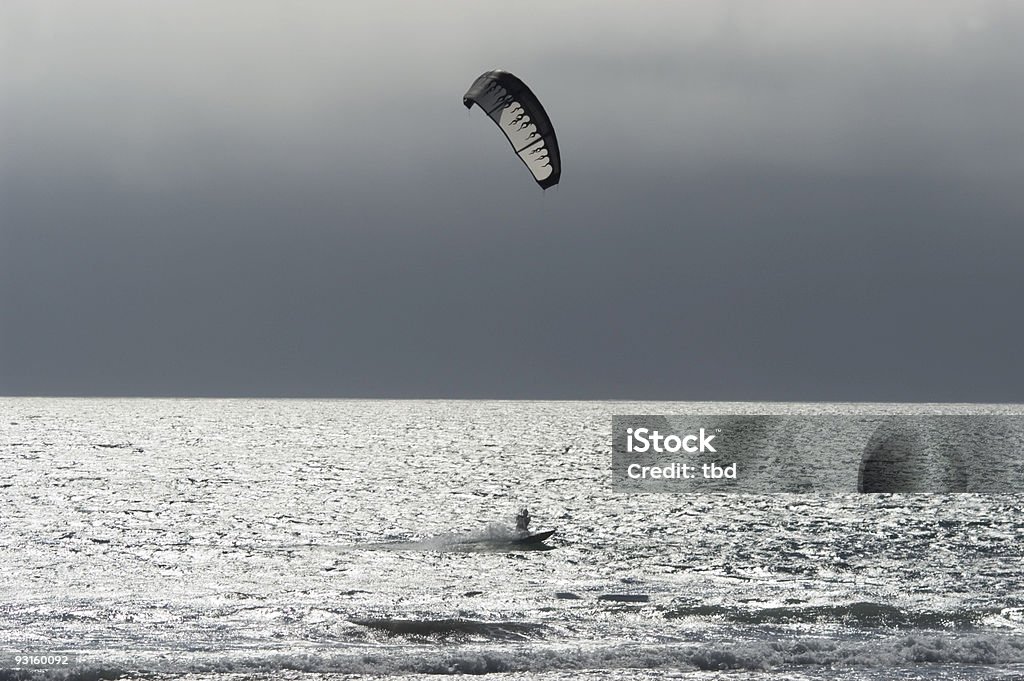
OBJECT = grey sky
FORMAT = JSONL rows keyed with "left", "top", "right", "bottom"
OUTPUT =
{"left": 2, "top": 1, "right": 1023, "bottom": 400}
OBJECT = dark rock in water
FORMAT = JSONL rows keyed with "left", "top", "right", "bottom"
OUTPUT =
{"left": 463, "top": 590, "right": 483, "bottom": 597}
{"left": 598, "top": 594, "right": 650, "bottom": 603}
{"left": 555, "top": 592, "right": 582, "bottom": 600}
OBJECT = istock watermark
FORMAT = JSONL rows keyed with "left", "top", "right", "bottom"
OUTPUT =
{"left": 611, "top": 414, "right": 1024, "bottom": 493}
{"left": 625, "top": 427, "right": 717, "bottom": 453}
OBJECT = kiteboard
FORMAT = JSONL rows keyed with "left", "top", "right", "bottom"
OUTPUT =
{"left": 509, "top": 529, "right": 555, "bottom": 545}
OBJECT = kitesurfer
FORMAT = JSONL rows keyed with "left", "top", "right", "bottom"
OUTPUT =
{"left": 515, "top": 507, "right": 531, "bottom": 534}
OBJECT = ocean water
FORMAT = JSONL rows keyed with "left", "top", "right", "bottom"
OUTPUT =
{"left": 1, "top": 398, "right": 1023, "bottom": 680}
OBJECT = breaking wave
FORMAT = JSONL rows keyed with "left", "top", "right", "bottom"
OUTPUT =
{"left": 3, "top": 634, "right": 1024, "bottom": 679}
{"left": 663, "top": 602, "right": 1015, "bottom": 630}
{"left": 349, "top": 617, "right": 549, "bottom": 641}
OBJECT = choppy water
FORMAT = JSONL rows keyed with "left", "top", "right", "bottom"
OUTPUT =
{"left": 1, "top": 398, "right": 1023, "bottom": 680}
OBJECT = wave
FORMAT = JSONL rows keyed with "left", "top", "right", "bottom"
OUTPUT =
{"left": 663, "top": 601, "right": 1009, "bottom": 630}
{"left": 2, "top": 634, "right": 1023, "bottom": 679}
{"left": 350, "top": 617, "right": 549, "bottom": 641}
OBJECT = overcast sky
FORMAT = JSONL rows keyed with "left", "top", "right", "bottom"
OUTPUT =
{"left": 2, "top": 1, "right": 1023, "bottom": 401}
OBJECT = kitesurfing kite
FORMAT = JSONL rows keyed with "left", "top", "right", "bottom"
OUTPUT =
{"left": 463, "top": 69, "right": 561, "bottom": 189}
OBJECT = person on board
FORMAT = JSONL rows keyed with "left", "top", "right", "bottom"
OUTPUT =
{"left": 515, "top": 507, "right": 531, "bottom": 534}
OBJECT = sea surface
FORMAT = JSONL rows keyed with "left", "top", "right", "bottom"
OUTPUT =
{"left": 1, "top": 398, "right": 1023, "bottom": 680}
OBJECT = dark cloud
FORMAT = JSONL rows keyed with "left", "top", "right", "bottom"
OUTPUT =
{"left": 2, "top": 1, "right": 1023, "bottom": 399}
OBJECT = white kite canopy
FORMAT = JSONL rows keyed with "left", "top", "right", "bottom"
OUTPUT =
{"left": 463, "top": 69, "right": 561, "bottom": 190}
